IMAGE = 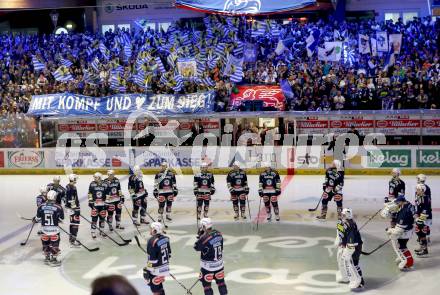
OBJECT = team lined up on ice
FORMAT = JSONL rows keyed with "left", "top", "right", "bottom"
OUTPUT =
{"left": 31, "top": 160, "right": 432, "bottom": 292}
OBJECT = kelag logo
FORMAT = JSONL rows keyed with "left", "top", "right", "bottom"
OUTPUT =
{"left": 367, "top": 149, "right": 411, "bottom": 168}
{"left": 417, "top": 150, "right": 440, "bottom": 167}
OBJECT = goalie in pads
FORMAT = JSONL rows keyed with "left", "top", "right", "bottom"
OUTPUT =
{"left": 335, "top": 208, "right": 364, "bottom": 290}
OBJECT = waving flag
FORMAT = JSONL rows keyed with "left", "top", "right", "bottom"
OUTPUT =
{"left": 275, "top": 37, "right": 295, "bottom": 55}
{"left": 224, "top": 55, "right": 244, "bottom": 83}
{"left": 172, "top": 74, "right": 184, "bottom": 92}
{"left": 155, "top": 56, "right": 166, "bottom": 74}
{"left": 389, "top": 34, "right": 402, "bottom": 54}
{"left": 358, "top": 34, "right": 370, "bottom": 54}
{"left": 91, "top": 57, "right": 100, "bottom": 72}
{"left": 383, "top": 46, "right": 396, "bottom": 71}
{"left": 280, "top": 79, "right": 294, "bottom": 100}
{"left": 306, "top": 29, "right": 320, "bottom": 57}
{"left": 376, "top": 32, "right": 388, "bottom": 52}
{"left": 52, "top": 65, "right": 73, "bottom": 82}
{"left": 110, "top": 73, "right": 126, "bottom": 92}
{"left": 32, "top": 55, "right": 46, "bottom": 71}
{"left": 83, "top": 69, "right": 100, "bottom": 85}
{"left": 99, "top": 42, "right": 110, "bottom": 60}
{"left": 318, "top": 42, "right": 342, "bottom": 62}
{"left": 60, "top": 58, "right": 73, "bottom": 67}
{"left": 123, "top": 44, "right": 132, "bottom": 59}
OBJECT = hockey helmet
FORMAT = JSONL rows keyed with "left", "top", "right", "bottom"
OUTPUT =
{"left": 417, "top": 174, "right": 426, "bottom": 184}
{"left": 39, "top": 185, "right": 48, "bottom": 195}
{"left": 201, "top": 162, "right": 209, "bottom": 171}
{"left": 107, "top": 169, "right": 115, "bottom": 176}
{"left": 68, "top": 174, "right": 78, "bottom": 183}
{"left": 150, "top": 222, "right": 163, "bottom": 234}
{"left": 200, "top": 218, "right": 213, "bottom": 230}
{"left": 53, "top": 175, "right": 61, "bottom": 184}
{"left": 133, "top": 165, "right": 142, "bottom": 176}
{"left": 233, "top": 161, "right": 241, "bottom": 169}
{"left": 94, "top": 172, "right": 102, "bottom": 182}
{"left": 332, "top": 160, "right": 342, "bottom": 170}
{"left": 47, "top": 190, "right": 57, "bottom": 201}
{"left": 391, "top": 168, "right": 401, "bottom": 178}
{"left": 341, "top": 208, "right": 353, "bottom": 220}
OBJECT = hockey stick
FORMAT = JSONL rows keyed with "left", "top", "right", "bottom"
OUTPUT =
{"left": 145, "top": 210, "right": 168, "bottom": 229}
{"left": 308, "top": 195, "right": 323, "bottom": 212}
{"left": 134, "top": 236, "right": 193, "bottom": 294}
{"left": 187, "top": 278, "right": 200, "bottom": 293}
{"left": 255, "top": 196, "right": 262, "bottom": 231}
{"left": 16, "top": 212, "right": 34, "bottom": 221}
{"left": 20, "top": 221, "right": 36, "bottom": 246}
{"left": 79, "top": 214, "right": 129, "bottom": 246}
{"left": 361, "top": 239, "right": 391, "bottom": 256}
{"left": 57, "top": 226, "right": 99, "bottom": 252}
{"left": 358, "top": 208, "right": 382, "bottom": 231}
{"left": 122, "top": 203, "right": 144, "bottom": 238}
{"left": 246, "top": 194, "right": 252, "bottom": 221}
{"left": 103, "top": 219, "right": 132, "bottom": 243}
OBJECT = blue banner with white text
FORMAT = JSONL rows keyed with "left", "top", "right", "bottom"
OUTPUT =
{"left": 27, "top": 92, "right": 216, "bottom": 116}
{"left": 176, "top": 0, "right": 316, "bottom": 15}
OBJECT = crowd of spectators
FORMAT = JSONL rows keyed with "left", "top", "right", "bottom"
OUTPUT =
{"left": 0, "top": 14, "right": 439, "bottom": 116}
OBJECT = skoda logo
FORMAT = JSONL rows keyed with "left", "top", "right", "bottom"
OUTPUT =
{"left": 105, "top": 3, "right": 115, "bottom": 13}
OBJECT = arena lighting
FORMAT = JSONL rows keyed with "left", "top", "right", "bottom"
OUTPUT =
{"left": 54, "top": 27, "right": 68, "bottom": 35}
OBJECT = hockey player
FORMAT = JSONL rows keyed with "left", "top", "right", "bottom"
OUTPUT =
{"left": 36, "top": 185, "right": 48, "bottom": 207}
{"left": 88, "top": 172, "right": 108, "bottom": 238}
{"left": 259, "top": 162, "right": 281, "bottom": 221}
{"left": 104, "top": 170, "right": 125, "bottom": 231}
{"left": 65, "top": 174, "right": 80, "bottom": 247}
{"left": 317, "top": 160, "right": 344, "bottom": 220}
{"left": 47, "top": 175, "right": 66, "bottom": 205}
{"left": 386, "top": 195, "right": 415, "bottom": 270}
{"left": 194, "top": 218, "right": 228, "bottom": 295}
{"left": 36, "top": 186, "right": 48, "bottom": 235}
{"left": 154, "top": 162, "right": 178, "bottom": 222}
{"left": 416, "top": 174, "right": 432, "bottom": 245}
{"left": 335, "top": 208, "right": 364, "bottom": 290}
{"left": 143, "top": 222, "right": 171, "bottom": 295}
{"left": 194, "top": 162, "right": 215, "bottom": 220}
{"left": 386, "top": 168, "right": 405, "bottom": 203}
{"left": 34, "top": 190, "right": 64, "bottom": 266}
{"left": 130, "top": 165, "right": 149, "bottom": 226}
{"left": 414, "top": 180, "right": 432, "bottom": 256}
{"left": 227, "top": 162, "right": 249, "bottom": 221}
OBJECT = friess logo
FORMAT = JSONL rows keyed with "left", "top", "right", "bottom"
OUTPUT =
{"left": 8, "top": 151, "right": 44, "bottom": 168}
{"left": 223, "top": 0, "right": 262, "bottom": 14}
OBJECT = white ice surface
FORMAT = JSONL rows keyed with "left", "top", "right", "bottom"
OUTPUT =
{"left": 0, "top": 174, "right": 439, "bottom": 295}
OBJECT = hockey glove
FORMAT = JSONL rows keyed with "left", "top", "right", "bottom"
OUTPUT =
{"left": 153, "top": 189, "right": 158, "bottom": 198}
{"left": 244, "top": 187, "right": 250, "bottom": 195}
{"left": 259, "top": 190, "right": 263, "bottom": 197}
{"left": 275, "top": 189, "right": 281, "bottom": 196}
{"left": 143, "top": 267, "right": 151, "bottom": 281}
{"left": 88, "top": 201, "right": 94, "bottom": 209}
{"left": 173, "top": 188, "right": 178, "bottom": 197}
{"left": 120, "top": 196, "right": 125, "bottom": 204}
{"left": 210, "top": 187, "right": 216, "bottom": 195}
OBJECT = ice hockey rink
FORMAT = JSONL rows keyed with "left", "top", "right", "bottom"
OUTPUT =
{"left": 0, "top": 174, "right": 439, "bottom": 295}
